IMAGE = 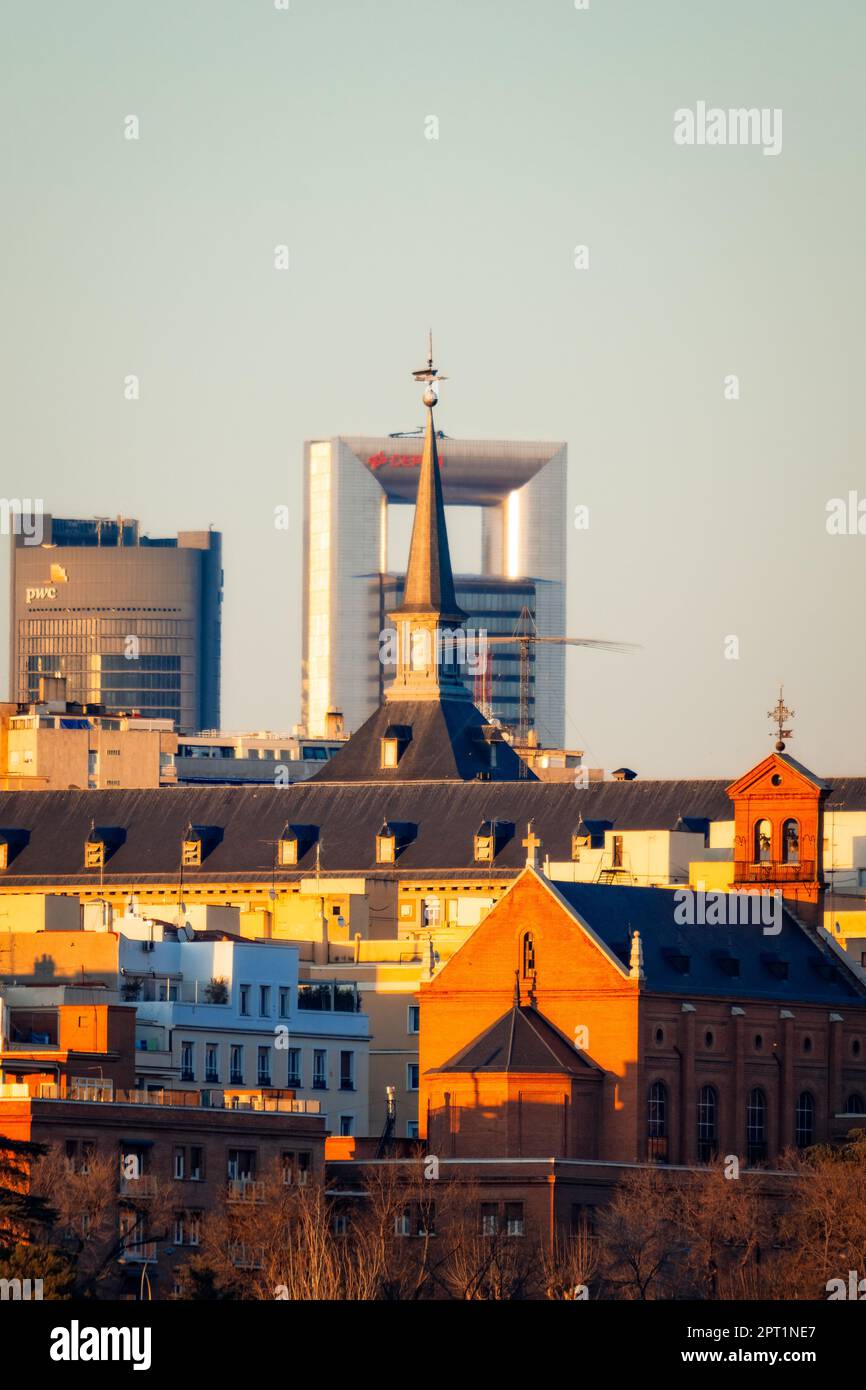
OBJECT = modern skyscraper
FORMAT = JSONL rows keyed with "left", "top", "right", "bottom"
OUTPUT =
{"left": 9, "top": 516, "right": 222, "bottom": 731}
{"left": 301, "top": 421, "right": 567, "bottom": 741}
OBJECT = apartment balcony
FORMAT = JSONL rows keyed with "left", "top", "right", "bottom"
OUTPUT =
{"left": 734, "top": 860, "right": 816, "bottom": 884}
{"left": 0, "top": 1082, "right": 321, "bottom": 1115}
{"left": 227, "top": 1178, "right": 266, "bottom": 1202}
{"left": 297, "top": 982, "right": 361, "bottom": 1014}
{"left": 119, "top": 1174, "right": 158, "bottom": 1198}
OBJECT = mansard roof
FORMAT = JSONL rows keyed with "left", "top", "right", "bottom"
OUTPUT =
{"left": 3, "top": 777, "right": 866, "bottom": 884}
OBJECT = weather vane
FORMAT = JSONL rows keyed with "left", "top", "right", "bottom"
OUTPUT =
{"left": 412, "top": 330, "right": 447, "bottom": 406}
{"left": 768, "top": 685, "right": 794, "bottom": 752}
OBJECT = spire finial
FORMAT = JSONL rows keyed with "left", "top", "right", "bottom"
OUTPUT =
{"left": 768, "top": 684, "right": 794, "bottom": 753}
{"left": 412, "top": 331, "right": 448, "bottom": 408}
{"left": 629, "top": 929, "right": 645, "bottom": 981}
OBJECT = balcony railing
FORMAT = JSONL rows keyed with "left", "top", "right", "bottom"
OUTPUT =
{"left": 734, "top": 860, "right": 815, "bottom": 883}
{"left": 4, "top": 1082, "right": 321, "bottom": 1114}
{"left": 227, "top": 1178, "right": 265, "bottom": 1202}
{"left": 119, "top": 1174, "right": 158, "bottom": 1198}
{"left": 297, "top": 982, "right": 361, "bottom": 1014}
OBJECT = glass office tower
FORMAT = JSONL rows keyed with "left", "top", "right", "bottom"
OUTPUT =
{"left": 10, "top": 516, "right": 222, "bottom": 732}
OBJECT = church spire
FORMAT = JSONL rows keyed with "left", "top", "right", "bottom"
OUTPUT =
{"left": 397, "top": 334, "right": 466, "bottom": 623}
{"left": 385, "top": 335, "right": 470, "bottom": 703}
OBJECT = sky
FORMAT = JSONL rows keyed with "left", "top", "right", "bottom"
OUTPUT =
{"left": 1, "top": 0, "right": 864, "bottom": 778}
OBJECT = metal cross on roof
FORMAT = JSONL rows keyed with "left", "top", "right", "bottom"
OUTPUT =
{"left": 768, "top": 685, "right": 794, "bottom": 752}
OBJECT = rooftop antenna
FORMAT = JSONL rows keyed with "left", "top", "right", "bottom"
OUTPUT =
{"left": 768, "top": 685, "right": 794, "bottom": 752}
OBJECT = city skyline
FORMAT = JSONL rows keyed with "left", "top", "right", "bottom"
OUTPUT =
{"left": 1, "top": 0, "right": 863, "bottom": 779}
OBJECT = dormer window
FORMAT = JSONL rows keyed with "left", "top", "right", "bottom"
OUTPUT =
{"left": 182, "top": 826, "right": 202, "bottom": 867}
{"left": 380, "top": 725, "right": 412, "bottom": 770}
{"left": 85, "top": 838, "right": 105, "bottom": 869}
{"left": 376, "top": 822, "right": 396, "bottom": 864}
{"left": 278, "top": 831, "right": 299, "bottom": 866}
{"left": 474, "top": 822, "right": 495, "bottom": 863}
{"left": 277, "top": 824, "right": 317, "bottom": 867}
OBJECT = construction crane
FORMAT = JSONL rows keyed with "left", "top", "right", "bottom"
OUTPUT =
{"left": 475, "top": 605, "right": 637, "bottom": 744}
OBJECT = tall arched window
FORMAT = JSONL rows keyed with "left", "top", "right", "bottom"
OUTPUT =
{"left": 522, "top": 932, "right": 535, "bottom": 978}
{"left": 746, "top": 1088, "right": 767, "bottom": 1165}
{"left": 754, "top": 819, "right": 772, "bottom": 864}
{"left": 782, "top": 818, "right": 800, "bottom": 865}
{"left": 846, "top": 1093, "right": 865, "bottom": 1115}
{"left": 697, "top": 1085, "right": 717, "bottom": 1162}
{"left": 648, "top": 1081, "right": 668, "bottom": 1162}
{"left": 795, "top": 1091, "right": 815, "bottom": 1148}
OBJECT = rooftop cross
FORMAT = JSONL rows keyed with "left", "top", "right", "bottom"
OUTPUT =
{"left": 768, "top": 685, "right": 794, "bottom": 753}
{"left": 522, "top": 821, "right": 541, "bottom": 869}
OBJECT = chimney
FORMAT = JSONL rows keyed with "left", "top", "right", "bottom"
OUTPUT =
{"left": 324, "top": 707, "right": 344, "bottom": 738}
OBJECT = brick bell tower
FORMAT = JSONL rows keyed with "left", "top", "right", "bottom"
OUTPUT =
{"left": 726, "top": 688, "right": 829, "bottom": 924}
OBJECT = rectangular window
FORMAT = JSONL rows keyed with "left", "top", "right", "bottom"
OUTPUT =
{"left": 259, "top": 985, "right": 271, "bottom": 1017}
{"left": 339, "top": 1051, "right": 354, "bottom": 1091}
{"left": 481, "top": 1203, "right": 498, "bottom": 1237}
{"left": 278, "top": 987, "right": 291, "bottom": 1019}
{"left": 313, "top": 1050, "right": 327, "bottom": 1089}
{"left": 286, "top": 1048, "right": 301, "bottom": 1087}
{"left": 239, "top": 985, "right": 251, "bottom": 1017}
{"left": 407, "top": 1121, "right": 419, "bottom": 1139}
{"left": 297, "top": 1152, "right": 310, "bottom": 1186}
{"left": 408, "top": 1005, "right": 420, "bottom": 1034}
{"left": 180, "top": 1041, "right": 195, "bottom": 1082}
{"left": 227, "top": 1149, "right": 256, "bottom": 1182}
{"left": 407, "top": 1063, "right": 419, "bottom": 1091}
{"left": 205, "top": 1043, "right": 219, "bottom": 1083}
{"left": 257, "top": 1046, "right": 272, "bottom": 1086}
{"left": 173, "top": 1147, "right": 185, "bottom": 1181}
{"left": 230, "top": 1045, "right": 244, "bottom": 1084}
{"left": 189, "top": 1147, "right": 204, "bottom": 1182}
{"left": 339, "top": 1115, "right": 354, "bottom": 1137}
{"left": 504, "top": 1202, "right": 524, "bottom": 1237}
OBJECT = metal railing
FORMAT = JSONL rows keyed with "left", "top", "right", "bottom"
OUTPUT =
{"left": 734, "top": 860, "right": 815, "bottom": 883}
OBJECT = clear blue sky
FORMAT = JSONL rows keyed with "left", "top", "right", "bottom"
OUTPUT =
{"left": 1, "top": 0, "right": 863, "bottom": 776}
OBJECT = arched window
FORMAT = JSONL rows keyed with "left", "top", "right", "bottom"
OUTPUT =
{"left": 846, "top": 1093, "right": 865, "bottom": 1115}
{"left": 747, "top": 1088, "right": 767, "bottom": 1165}
{"left": 697, "top": 1085, "right": 717, "bottom": 1162}
{"left": 648, "top": 1081, "right": 668, "bottom": 1162}
{"left": 782, "top": 818, "right": 800, "bottom": 865}
{"left": 795, "top": 1091, "right": 815, "bottom": 1148}
{"left": 522, "top": 932, "right": 535, "bottom": 977}
{"left": 754, "top": 819, "right": 772, "bottom": 864}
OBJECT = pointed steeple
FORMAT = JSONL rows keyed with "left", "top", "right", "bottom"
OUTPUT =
{"left": 396, "top": 334, "right": 465, "bottom": 622}
{"left": 385, "top": 336, "right": 471, "bottom": 704}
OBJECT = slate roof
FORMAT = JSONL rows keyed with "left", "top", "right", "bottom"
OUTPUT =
{"left": 2, "top": 778, "right": 866, "bottom": 885}
{"left": 310, "top": 698, "right": 536, "bottom": 783}
{"left": 433, "top": 1003, "right": 597, "bottom": 1075}
{"left": 553, "top": 881, "right": 866, "bottom": 1006}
